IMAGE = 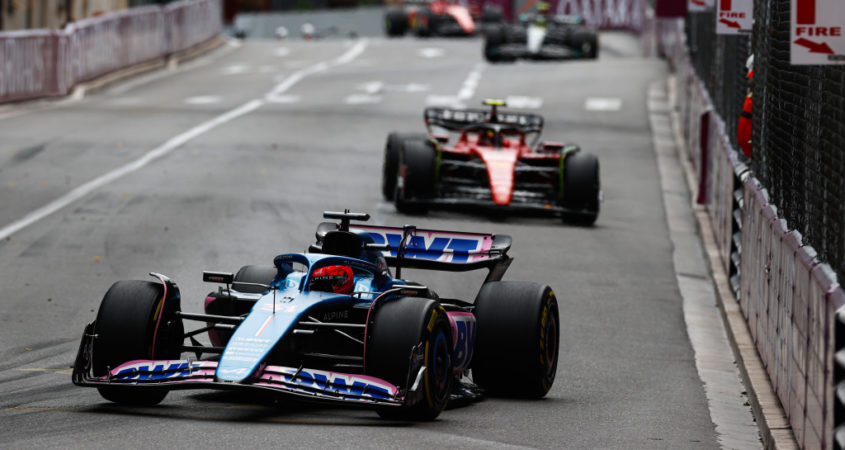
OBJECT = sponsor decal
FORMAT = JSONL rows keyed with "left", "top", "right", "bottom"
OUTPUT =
{"left": 322, "top": 310, "right": 349, "bottom": 321}
{"left": 354, "top": 227, "right": 492, "bottom": 263}
{"left": 267, "top": 367, "right": 396, "bottom": 399}
{"left": 113, "top": 361, "right": 204, "bottom": 381}
{"left": 450, "top": 315, "right": 476, "bottom": 372}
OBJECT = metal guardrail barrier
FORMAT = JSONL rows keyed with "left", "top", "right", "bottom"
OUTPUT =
{"left": 0, "top": 0, "right": 222, "bottom": 104}
{"left": 651, "top": 16, "right": 845, "bottom": 449}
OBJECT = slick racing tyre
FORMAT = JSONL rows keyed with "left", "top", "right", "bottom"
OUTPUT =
{"left": 367, "top": 297, "right": 453, "bottom": 420}
{"left": 232, "top": 265, "right": 277, "bottom": 294}
{"left": 206, "top": 265, "right": 276, "bottom": 346}
{"left": 382, "top": 132, "right": 428, "bottom": 201}
{"left": 574, "top": 29, "right": 598, "bottom": 59}
{"left": 560, "top": 151, "right": 600, "bottom": 225}
{"left": 484, "top": 25, "right": 513, "bottom": 63}
{"left": 384, "top": 8, "right": 408, "bottom": 37}
{"left": 394, "top": 139, "right": 436, "bottom": 214}
{"left": 472, "top": 281, "right": 559, "bottom": 398}
{"left": 93, "top": 280, "right": 183, "bottom": 406}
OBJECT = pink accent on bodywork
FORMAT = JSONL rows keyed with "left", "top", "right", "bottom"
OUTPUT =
{"left": 150, "top": 275, "right": 168, "bottom": 359}
{"left": 108, "top": 359, "right": 218, "bottom": 377}
{"left": 447, "top": 5, "right": 475, "bottom": 33}
{"left": 446, "top": 311, "right": 474, "bottom": 346}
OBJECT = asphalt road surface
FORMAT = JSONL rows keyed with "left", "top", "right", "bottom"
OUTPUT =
{"left": 0, "top": 34, "right": 724, "bottom": 448}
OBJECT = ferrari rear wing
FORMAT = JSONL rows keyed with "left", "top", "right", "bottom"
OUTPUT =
{"left": 424, "top": 107, "right": 543, "bottom": 133}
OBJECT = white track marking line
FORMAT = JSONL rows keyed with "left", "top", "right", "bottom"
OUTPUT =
{"left": 505, "top": 95, "right": 543, "bottom": 109}
{"left": 266, "top": 39, "right": 367, "bottom": 103}
{"left": 585, "top": 97, "right": 622, "bottom": 111}
{"left": 185, "top": 95, "right": 221, "bottom": 105}
{"left": 426, "top": 63, "right": 484, "bottom": 108}
{"left": 0, "top": 99, "right": 262, "bottom": 241}
{"left": 0, "top": 40, "right": 369, "bottom": 241}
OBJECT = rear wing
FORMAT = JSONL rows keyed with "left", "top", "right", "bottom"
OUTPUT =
{"left": 355, "top": 225, "right": 512, "bottom": 282}
{"left": 312, "top": 211, "right": 513, "bottom": 281}
{"left": 424, "top": 107, "right": 543, "bottom": 133}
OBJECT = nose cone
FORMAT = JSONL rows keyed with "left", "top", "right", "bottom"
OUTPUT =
{"left": 482, "top": 155, "right": 516, "bottom": 205}
{"left": 448, "top": 6, "right": 476, "bottom": 34}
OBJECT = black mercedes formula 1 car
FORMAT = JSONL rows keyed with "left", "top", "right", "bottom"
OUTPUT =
{"left": 484, "top": 13, "right": 598, "bottom": 62}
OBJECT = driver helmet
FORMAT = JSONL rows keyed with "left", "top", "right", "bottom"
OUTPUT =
{"left": 310, "top": 265, "right": 354, "bottom": 294}
{"left": 478, "top": 128, "right": 497, "bottom": 146}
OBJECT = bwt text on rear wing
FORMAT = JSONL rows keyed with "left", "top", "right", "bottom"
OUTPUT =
{"left": 350, "top": 224, "right": 513, "bottom": 282}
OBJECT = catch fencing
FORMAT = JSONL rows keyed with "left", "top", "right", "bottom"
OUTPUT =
{"left": 652, "top": 16, "right": 845, "bottom": 450}
{"left": 0, "top": 0, "right": 222, "bottom": 103}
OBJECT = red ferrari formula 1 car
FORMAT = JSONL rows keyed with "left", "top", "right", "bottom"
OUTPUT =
{"left": 382, "top": 99, "right": 600, "bottom": 225}
{"left": 384, "top": 0, "right": 504, "bottom": 37}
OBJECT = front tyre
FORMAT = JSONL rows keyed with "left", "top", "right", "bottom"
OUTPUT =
{"left": 367, "top": 298, "right": 453, "bottom": 420}
{"left": 472, "top": 282, "right": 559, "bottom": 398}
{"left": 93, "top": 280, "right": 183, "bottom": 406}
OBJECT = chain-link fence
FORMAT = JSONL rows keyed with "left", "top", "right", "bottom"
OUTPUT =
{"left": 685, "top": 4, "right": 845, "bottom": 282}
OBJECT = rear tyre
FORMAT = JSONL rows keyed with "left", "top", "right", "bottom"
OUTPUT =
{"left": 484, "top": 25, "right": 513, "bottom": 63}
{"left": 472, "top": 281, "right": 559, "bottom": 398}
{"left": 232, "top": 265, "right": 277, "bottom": 293}
{"left": 384, "top": 8, "right": 408, "bottom": 37}
{"left": 382, "top": 133, "right": 428, "bottom": 201}
{"left": 574, "top": 30, "right": 598, "bottom": 59}
{"left": 560, "top": 152, "right": 600, "bottom": 226}
{"left": 206, "top": 265, "right": 276, "bottom": 346}
{"left": 395, "top": 139, "right": 436, "bottom": 215}
{"left": 93, "top": 280, "right": 183, "bottom": 406}
{"left": 367, "top": 297, "right": 452, "bottom": 420}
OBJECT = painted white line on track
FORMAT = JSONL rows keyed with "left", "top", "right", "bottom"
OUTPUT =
{"left": 0, "top": 99, "right": 262, "bottom": 241}
{"left": 266, "top": 39, "right": 368, "bottom": 103}
{"left": 419, "top": 47, "right": 444, "bottom": 58}
{"left": 344, "top": 94, "right": 382, "bottom": 105}
{"left": 185, "top": 95, "right": 221, "bottom": 105}
{"left": 426, "top": 63, "right": 484, "bottom": 108}
{"left": 506, "top": 95, "right": 543, "bottom": 109}
{"left": 0, "top": 40, "right": 370, "bottom": 241}
{"left": 585, "top": 97, "right": 622, "bottom": 111}
{"left": 274, "top": 47, "right": 290, "bottom": 57}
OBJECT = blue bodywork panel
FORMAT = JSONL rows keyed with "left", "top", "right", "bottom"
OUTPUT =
{"left": 216, "top": 253, "right": 392, "bottom": 382}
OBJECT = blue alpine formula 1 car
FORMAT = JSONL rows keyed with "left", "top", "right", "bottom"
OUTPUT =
{"left": 72, "top": 211, "right": 559, "bottom": 420}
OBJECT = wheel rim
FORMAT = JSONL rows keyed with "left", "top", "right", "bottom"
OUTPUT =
{"left": 430, "top": 331, "right": 450, "bottom": 398}
{"left": 544, "top": 311, "right": 557, "bottom": 378}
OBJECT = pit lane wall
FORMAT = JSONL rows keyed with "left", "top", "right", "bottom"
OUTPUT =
{"left": 651, "top": 17, "right": 845, "bottom": 450}
{"left": 0, "top": 0, "right": 222, "bottom": 103}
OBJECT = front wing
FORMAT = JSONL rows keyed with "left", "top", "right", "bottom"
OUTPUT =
{"left": 72, "top": 325, "right": 406, "bottom": 407}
